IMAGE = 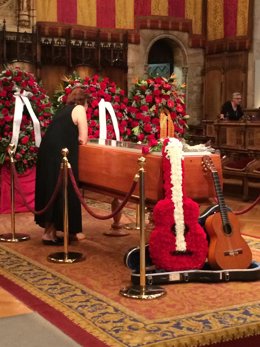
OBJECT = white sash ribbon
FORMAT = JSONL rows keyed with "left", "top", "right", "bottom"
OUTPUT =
{"left": 11, "top": 90, "right": 41, "bottom": 152}
{"left": 98, "top": 98, "right": 120, "bottom": 141}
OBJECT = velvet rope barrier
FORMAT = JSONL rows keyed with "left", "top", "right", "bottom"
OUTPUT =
{"left": 233, "top": 194, "right": 260, "bottom": 215}
{"left": 211, "top": 194, "right": 260, "bottom": 215}
{"left": 68, "top": 168, "right": 139, "bottom": 220}
{"left": 12, "top": 162, "right": 63, "bottom": 215}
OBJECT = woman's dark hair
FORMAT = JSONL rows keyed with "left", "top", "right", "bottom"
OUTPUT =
{"left": 66, "top": 87, "right": 88, "bottom": 106}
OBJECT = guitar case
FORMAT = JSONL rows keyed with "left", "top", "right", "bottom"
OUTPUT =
{"left": 124, "top": 244, "right": 260, "bottom": 285}
{"left": 198, "top": 204, "right": 232, "bottom": 227}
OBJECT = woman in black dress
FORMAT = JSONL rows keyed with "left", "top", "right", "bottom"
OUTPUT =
{"left": 35, "top": 88, "right": 88, "bottom": 245}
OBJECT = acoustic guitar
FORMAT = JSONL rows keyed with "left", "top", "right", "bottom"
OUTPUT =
{"left": 202, "top": 155, "right": 252, "bottom": 270}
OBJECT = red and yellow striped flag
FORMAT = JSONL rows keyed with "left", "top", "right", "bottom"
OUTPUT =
{"left": 35, "top": 0, "right": 249, "bottom": 39}
{"left": 207, "top": 0, "right": 249, "bottom": 40}
{"left": 35, "top": 0, "right": 187, "bottom": 29}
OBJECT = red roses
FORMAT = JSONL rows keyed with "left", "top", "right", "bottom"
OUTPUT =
{"left": 55, "top": 74, "right": 129, "bottom": 140}
{"left": 0, "top": 67, "right": 53, "bottom": 173}
{"left": 127, "top": 74, "right": 189, "bottom": 147}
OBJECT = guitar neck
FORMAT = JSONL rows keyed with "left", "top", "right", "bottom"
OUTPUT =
{"left": 212, "top": 172, "right": 229, "bottom": 227}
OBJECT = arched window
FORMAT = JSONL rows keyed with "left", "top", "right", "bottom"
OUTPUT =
{"left": 147, "top": 39, "right": 173, "bottom": 78}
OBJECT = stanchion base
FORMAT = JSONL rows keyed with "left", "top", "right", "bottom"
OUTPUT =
{"left": 104, "top": 229, "right": 129, "bottom": 236}
{"left": 0, "top": 233, "right": 30, "bottom": 242}
{"left": 47, "top": 252, "right": 85, "bottom": 263}
{"left": 119, "top": 285, "right": 166, "bottom": 300}
{"left": 124, "top": 223, "right": 140, "bottom": 231}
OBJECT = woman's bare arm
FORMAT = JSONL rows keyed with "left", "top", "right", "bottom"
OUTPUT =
{"left": 71, "top": 105, "right": 88, "bottom": 144}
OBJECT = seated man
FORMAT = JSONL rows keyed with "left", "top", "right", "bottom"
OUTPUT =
{"left": 219, "top": 92, "right": 244, "bottom": 120}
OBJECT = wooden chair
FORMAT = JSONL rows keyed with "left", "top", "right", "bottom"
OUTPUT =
{"left": 222, "top": 156, "right": 255, "bottom": 201}
{"left": 244, "top": 159, "right": 260, "bottom": 199}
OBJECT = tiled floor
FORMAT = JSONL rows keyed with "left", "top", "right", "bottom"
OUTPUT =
{"left": 0, "top": 287, "right": 32, "bottom": 318}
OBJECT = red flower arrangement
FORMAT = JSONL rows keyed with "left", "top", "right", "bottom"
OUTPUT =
{"left": 53, "top": 73, "right": 129, "bottom": 140}
{"left": 127, "top": 74, "right": 189, "bottom": 148}
{"left": 0, "top": 67, "right": 53, "bottom": 174}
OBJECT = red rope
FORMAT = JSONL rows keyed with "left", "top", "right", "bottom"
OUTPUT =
{"left": 68, "top": 168, "right": 138, "bottom": 220}
{"left": 234, "top": 194, "right": 260, "bottom": 215}
{"left": 12, "top": 163, "right": 63, "bottom": 215}
{"left": 211, "top": 194, "right": 260, "bottom": 215}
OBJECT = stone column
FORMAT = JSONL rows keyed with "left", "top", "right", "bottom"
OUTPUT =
{"left": 17, "top": 0, "right": 31, "bottom": 29}
{"left": 182, "top": 66, "right": 188, "bottom": 85}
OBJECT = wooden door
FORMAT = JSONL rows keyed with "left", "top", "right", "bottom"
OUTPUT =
{"left": 204, "top": 54, "right": 224, "bottom": 121}
{"left": 204, "top": 52, "right": 248, "bottom": 122}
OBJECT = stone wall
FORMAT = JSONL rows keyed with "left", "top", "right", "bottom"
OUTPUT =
{"left": 0, "top": 0, "right": 17, "bottom": 31}
{"left": 0, "top": 0, "right": 34, "bottom": 32}
{"left": 243, "top": 1, "right": 259, "bottom": 108}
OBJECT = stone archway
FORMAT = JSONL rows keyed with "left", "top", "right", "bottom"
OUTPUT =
{"left": 128, "top": 30, "right": 204, "bottom": 125}
{"left": 145, "top": 35, "right": 188, "bottom": 86}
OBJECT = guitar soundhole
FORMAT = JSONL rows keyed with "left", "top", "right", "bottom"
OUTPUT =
{"left": 170, "top": 224, "right": 193, "bottom": 256}
{"left": 171, "top": 224, "right": 189, "bottom": 236}
{"left": 171, "top": 250, "right": 193, "bottom": 256}
{"left": 224, "top": 223, "right": 232, "bottom": 235}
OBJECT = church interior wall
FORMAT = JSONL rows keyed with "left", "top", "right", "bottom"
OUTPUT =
{"left": 0, "top": 0, "right": 258, "bottom": 126}
{"left": 251, "top": 0, "right": 260, "bottom": 108}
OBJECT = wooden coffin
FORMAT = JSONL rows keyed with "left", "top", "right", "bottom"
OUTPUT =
{"left": 78, "top": 140, "right": 222, "bottom": 204}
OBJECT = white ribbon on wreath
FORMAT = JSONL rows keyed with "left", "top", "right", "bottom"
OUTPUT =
{"left": 11, "top": 89, "right": 42, "bottom": 152}
{"left": 98, "top": 98, "right": 120, "bottom": 144}
{"left": 165, "top": 137, "right": 186, "bottom": 251}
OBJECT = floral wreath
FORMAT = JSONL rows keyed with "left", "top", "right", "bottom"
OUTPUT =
{"left": 0, "top": 67, "right": 53, "bottom": 174}
{"left": 53, "top": 73, "right": 129, "bottom": 140}
{"left": 127, "top": 74, "right": 189, "bottom": 150}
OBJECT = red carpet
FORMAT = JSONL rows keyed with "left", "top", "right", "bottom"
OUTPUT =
{"left": 0, "top": 199, "right": 260, "bottom": 347}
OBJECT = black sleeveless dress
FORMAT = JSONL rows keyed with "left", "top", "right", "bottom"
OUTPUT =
{"left": 35, "top": 104, "right": 82, "bottom": 235}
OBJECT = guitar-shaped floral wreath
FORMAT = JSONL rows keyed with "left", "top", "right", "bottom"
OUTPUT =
{"left": 202, "top": 155, "right": 252, "bottom": 270}
{"left": 149, "top": 138, "right": 208, "bottom": 271}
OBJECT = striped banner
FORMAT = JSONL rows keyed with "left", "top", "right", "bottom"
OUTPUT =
{"left": 35, "top": 0, "right": 249, "bottom": 39}
{"left": 96, "top": 0, "right": 115, "bottom": 28}
{"left": 116, "top": 0, "right": 134, "bottom": 29}
{"left": 168, "top": 0, "right": 185, "bottom": 18}
{"left": 57, "top": 0, "right": 77, "bottom": 24}
{"left": 151, "top": 0, "right": 168, "bottom": 16}
{"left": 207, "top": 0, "right": 224, "bottom": 40}
{"left": 208, "top": 0, "right": 249, "bottom": 40}
{"left": 134, "top": 0, "right": 151, "bottom": 16}
{"left": 35, "top": 0, "right": 57, "bottom": 22}
{"left": 78, "top": 0, "right": 97, "bottom": 27}
{"left": 237, "top": 0, "right": 249, "bottom": 36}
{"left": 185, "top": 0, "right": 203, "bottom": 35}
{"left": 224, "top": 0, "right": 238, "bottom": 37}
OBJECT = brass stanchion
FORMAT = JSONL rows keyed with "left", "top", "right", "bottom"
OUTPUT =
{"left": 120, "top": 157, "right": 166, "bottom": 299}
{"left": 48, "top": 148, "right": 85, "bottom": 263}
{"left": 0, "top": 143, "right": 30, "bottom": 242}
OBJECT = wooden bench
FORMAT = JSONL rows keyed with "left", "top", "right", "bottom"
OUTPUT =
{"left": 222, "top": 156, "right": 260, "bottom": 200}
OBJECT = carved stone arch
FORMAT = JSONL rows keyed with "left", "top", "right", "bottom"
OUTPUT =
{"left": 127, "top": 29, "right": 203, "bottom": 125}
{"left": 145, "top": 34, "right": 188, "bottom": 85}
